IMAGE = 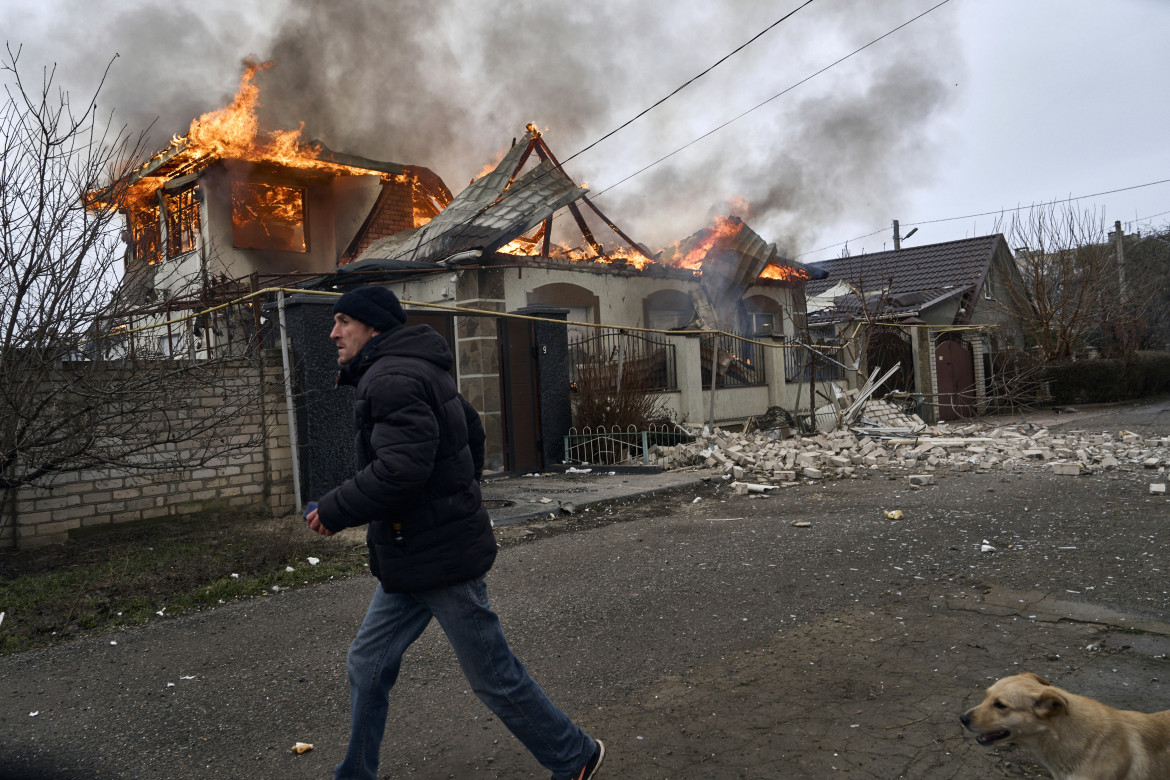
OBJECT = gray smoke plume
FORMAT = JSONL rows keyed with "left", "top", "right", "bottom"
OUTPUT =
{"left": 2, "top": 0, "right": 961, "bottom": 254}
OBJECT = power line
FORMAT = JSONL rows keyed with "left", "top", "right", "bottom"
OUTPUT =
{"left": 408, "top": 2, "right": 821, "bottom": 262}
{"left": 796, "top": 176, "right": 1170, "bottom": 259}
{"left": 412, "top": 0, "right": 947, "bottom": 263}
{"left": 560, "top": 0, "right": 818, "bottom": 168}
{"left": 590, "top": 0, "right": 954, "bottom": 201}
{"left": 1130, "top": 208, "right": 1170, "bottom": 227}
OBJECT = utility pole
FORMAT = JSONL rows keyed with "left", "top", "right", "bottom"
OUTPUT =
{"left": 1115, "top": 220, "right": 1127, "bottom": 305}
{"left": 893, "top": 219, "right": 901, "bottom": 251}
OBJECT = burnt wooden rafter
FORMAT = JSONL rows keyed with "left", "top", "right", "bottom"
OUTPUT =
{"left": 505, "top": 131, "right": 654, "bottom": 263}
{"left": 530, "top": 140, "right": 605, "bottom": 257}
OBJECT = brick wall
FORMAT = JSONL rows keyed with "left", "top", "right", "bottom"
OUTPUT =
{"left": 3, "top": 351, "right": 296, "bottom": 549}
{"left": 342, "top": 178, "right": 416, "bottom": 263}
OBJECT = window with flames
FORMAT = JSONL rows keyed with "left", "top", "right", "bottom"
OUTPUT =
{"left": 165, "top": 187, "right": 201, "bottom": 258}
{"left": 129, "top": 202, "right": 162, "bottom": 265}
{"left": 232, "top": 182, "right": 307, "bottom": 252}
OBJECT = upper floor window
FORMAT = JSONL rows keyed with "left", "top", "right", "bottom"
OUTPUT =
{"left": 742, "top": 294, "right": 784, "bottom": 336}
{"left": 165, "top": 187, "right": 201, "bottom": 258}
{"left": 232, "top": 182, "right": 307, "bottom": 252}
{"left": 128, "top": 202, "right": 162, "bottom": 265}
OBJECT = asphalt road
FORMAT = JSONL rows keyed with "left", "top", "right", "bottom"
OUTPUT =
{"left": 2, "top": 400, "right": 1168, "bottom": 779}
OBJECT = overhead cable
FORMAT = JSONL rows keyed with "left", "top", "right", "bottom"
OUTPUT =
{"left": 797, "top": 176, "right": 1170, "bottom": 259}
{"left": 590, "top": 0, "right": 954, "bottom": 201}
{"left": 559, "top": 0, "right": 818, "bottom": 168}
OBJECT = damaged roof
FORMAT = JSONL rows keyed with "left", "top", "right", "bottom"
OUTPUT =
{"left": 351, "top": 130, "right": 587, "bottom": 267}
{"left": 807, "top": 286, "right": 969, "bottom": 324}
{"left": 123, "top": 138, "right": 403, "bottom": 188}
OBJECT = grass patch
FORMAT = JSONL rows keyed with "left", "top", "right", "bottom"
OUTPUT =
{"left": 0, "top": 509, "right": 370, "bottom": 654}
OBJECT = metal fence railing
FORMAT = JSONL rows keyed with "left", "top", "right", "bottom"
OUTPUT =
{"left": 700, "top": 330, "right": 765, "bottom": 387}
{"left": 569, "top": 328, "right": 677, "bottom": 392}
{"left": 782, "top": 336, "right": 848, "bottom": 383}
{"left": 94, "top": 294, "right": 266, "bottom": 363}
{"left": 563, "top": 423, "right": 694, "bottom": 466}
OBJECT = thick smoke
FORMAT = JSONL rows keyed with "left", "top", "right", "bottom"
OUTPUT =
{"left": 2, "top": 0, "right": 961, "bottom": 255}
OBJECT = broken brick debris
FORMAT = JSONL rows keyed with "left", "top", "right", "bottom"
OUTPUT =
{"left": 650, "top": 417, "right": 1169, "bottom": 486}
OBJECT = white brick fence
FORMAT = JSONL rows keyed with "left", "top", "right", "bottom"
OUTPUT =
{"left": 2, "top": 351, "right": 296, "bottom": 549}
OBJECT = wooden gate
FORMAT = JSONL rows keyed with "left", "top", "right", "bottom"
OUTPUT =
{"left": 935, "top": 337, "right": 976, "bottom": 420}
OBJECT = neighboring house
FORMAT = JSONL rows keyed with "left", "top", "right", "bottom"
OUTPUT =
{"left": 803, "top": 234, "right": 1028, "bottom": 420}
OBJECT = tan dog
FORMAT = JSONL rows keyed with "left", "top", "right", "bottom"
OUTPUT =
{"left": 961, "top": 672, "right": 1170, "bottom": 780}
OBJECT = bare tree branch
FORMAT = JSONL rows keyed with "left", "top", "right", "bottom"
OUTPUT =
{"left": 992, "top": 201, "right": 1143, "bottom": 361}
{"left": 0, "top": 49, "right": 271, "bottom": 530}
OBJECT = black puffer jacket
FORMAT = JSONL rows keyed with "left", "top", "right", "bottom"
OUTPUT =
{"left": 317, "top": 324, "right": 496, "bottom": 592}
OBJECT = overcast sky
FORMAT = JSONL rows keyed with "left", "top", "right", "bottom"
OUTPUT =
{"left": 3, "top": 0, "right": 1167, "bottom": 263}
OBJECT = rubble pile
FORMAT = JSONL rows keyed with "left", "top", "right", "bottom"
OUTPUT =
{"left": 651, "top": 417, "right": 1170, "bottom": 488}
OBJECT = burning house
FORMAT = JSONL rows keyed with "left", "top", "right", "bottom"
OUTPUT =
{"left": 104, "top": 60, "right": 451, "bottom": 355}
{"left": 293, "top": 125, "right": 830, "bottom": 472}
{"left": 105, "top": 64, "right": 833, "bottom": 478}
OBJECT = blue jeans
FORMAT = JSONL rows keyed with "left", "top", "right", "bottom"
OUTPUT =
{"left": 335, "top": 578, "right": 596, "bottom": 780}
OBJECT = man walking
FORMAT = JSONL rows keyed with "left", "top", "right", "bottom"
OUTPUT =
{"left": 305, "top": 285, "right": 605, "bottom": 780}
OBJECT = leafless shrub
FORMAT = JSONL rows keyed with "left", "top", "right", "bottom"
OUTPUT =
{"left": 978, "top": 348, "right": 1051, "bottom": 414}
{"left": 571, "top": 352, "right": 672, "bottom": 431}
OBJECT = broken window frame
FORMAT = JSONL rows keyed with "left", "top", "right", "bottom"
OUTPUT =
{"left": 748, "top": 311, "right": 780, "bottom": 336}
{"left": 165, "top": 186, "right": 201, "bottom": 259}
{"left": 128, "top": 201, "right": 162, "bottom": 265}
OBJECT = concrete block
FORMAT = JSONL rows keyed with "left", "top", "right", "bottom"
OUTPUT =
{"left": 1051, "top": 462, "right": 1082, "bottom": 476}
{"left": 1151, "top": 483, "right": 1167, "bottom": 495}
{"left": 908, "top": 474, "right": 935, "bottom": 486}
{"left": 802, "top": 467, "right": 823, "bottom": 480}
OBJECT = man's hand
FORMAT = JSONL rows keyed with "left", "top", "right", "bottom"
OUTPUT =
{"left": 305, "top": 507, "right": 334, "bottom": 536}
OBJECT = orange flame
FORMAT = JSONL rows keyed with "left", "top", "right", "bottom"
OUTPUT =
{"left": 135, "top": 58, "right": 384, "bottom": 184}
{"left": 674, "top": 215, "right": 741, "bottom": 271}
{"left": 473, "top": 150, "right": 507, "bottom": 183}
{"left": 176, "top": 58, "right": 342, "bottom": 171}
{"left": 758, "top": 263, "right": 810, "bottom": 283}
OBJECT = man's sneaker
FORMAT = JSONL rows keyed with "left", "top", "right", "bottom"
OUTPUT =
{"left": 560, "top": 739, "right": 605, "bottom": 780}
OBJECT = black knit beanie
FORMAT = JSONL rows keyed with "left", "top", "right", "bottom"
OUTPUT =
{"left": 332, "top": 286, "right": 407, "bottom": 332}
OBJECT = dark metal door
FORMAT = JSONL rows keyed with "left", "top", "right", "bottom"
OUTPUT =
{"left": 499, "top": 318, "right": 541, "bottom": 472}
{"left": 935, "top": 338, "right": 975, "bottom": 420}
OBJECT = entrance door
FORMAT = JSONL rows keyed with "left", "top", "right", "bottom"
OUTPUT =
{"left": 866, "top": 327, "right": 914, "bottom": 393}
{"left": 499, "top": 318, "right": 542, "bottom": 472}
{"left": 935, "top": 338, "right": 976, "bottom": 420}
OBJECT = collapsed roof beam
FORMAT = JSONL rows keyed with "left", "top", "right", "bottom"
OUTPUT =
{"left": 527, "top": 134, "right": 656, "bottom": 264}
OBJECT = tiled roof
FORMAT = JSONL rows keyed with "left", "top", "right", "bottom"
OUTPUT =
{"left": 804, "top": 234, "right": 1005, "bottom": 299}
{"left": 807, "top": 286, "right": 967, "bottom": 323}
